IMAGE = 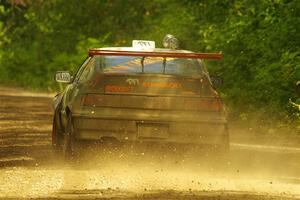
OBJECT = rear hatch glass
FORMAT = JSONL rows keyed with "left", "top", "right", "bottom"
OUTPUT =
{"left": 95, "top": 55, "right": 205, "bottom": 75}
{"left": 82, "top": 55, "right": 212, "bottom": 96}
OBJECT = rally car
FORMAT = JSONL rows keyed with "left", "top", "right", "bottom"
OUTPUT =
{"left": 52, "top": 35, "right": 229, "bottom": 159}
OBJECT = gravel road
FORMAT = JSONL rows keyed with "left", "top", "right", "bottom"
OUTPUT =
{"left": 0, "top": 87, "right": 299, "bottom": 200}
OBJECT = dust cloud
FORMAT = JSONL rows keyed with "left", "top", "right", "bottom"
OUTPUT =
{"left": 1, "top": 143, "right": 300, "bottom": 199}
{"left": 0, "top": 87, "right": 300, "bottom": 199}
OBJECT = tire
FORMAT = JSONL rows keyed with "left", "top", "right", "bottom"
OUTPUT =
{"left": 215, "top": 127, "right": 230, "bottom": 166}
{"left": 62, "top": 114, "right": 76, "bottom": 161}
{"left": 216, "top": 128, "right": 230, "bottom": 153}
{"left": 52, "top": 116, "right": 63, "bottom": 155}
{"left": 222, "top": 125, "right": 230, "bottom": 154}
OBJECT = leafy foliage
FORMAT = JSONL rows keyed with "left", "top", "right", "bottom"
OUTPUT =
{"left": 0, "top": 0, "right": 299, "bottom": 125}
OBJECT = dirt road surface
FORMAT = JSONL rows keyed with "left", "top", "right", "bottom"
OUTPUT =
{"left": 0, "top": 87, "right": 300, "bottom": 200}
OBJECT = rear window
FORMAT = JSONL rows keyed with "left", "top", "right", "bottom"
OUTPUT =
{"left": 92, "top": 55, "right": 205, "bottom": 76}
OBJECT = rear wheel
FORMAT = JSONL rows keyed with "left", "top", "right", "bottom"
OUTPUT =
{"left": 52, "top": 116, "right": 63, "bottom": 155}
{"left": 62, "top": 114, "right": 76, "bottom": 161}
{"left": 221, "top": 125, "right": 230, "bottom": 154}
{"left": 214, "top": 127, "right": 230, "bottom": 167}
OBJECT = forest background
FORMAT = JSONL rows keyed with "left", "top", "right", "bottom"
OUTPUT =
{"left": 0, "top": 0, "right": 299, "bottom": 130}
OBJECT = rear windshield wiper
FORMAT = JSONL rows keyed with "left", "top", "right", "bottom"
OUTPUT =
{"left": 141, "top": 57, "right": 145, "bottom": 73}
{"left": 163, "top": 57, "right": 166, "bottom": 73}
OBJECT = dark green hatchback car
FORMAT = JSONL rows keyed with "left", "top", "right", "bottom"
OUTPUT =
{"left": 52, "top": 41, "right": 228, "bottom": 159}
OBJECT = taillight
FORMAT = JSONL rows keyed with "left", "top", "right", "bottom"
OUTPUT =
{"left": 81, "top": 94, "right": 105, "bottom": 106}
{"left": 201, "top": 99, "right": 223, "bottom": 111}
{"left": 184, "top": 98, "right": 223, "bottom": 112}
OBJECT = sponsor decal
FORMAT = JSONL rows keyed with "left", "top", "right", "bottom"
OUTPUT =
{"left": 105, "top": 85, "right": 132, "bottom": 93}
{"left": 132, "top": 40, "right": 155, "bottom": 49}
{"left": 143, "top": 81, "right": 182, "bottom": 89}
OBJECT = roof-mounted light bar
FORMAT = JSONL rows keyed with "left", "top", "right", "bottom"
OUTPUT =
{"left": 89, "top": 49, "right": 223, "bottom": 60}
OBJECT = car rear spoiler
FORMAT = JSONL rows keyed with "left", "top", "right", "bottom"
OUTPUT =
{"left": 89, "top": 49, "right": 223, "bottom": 60}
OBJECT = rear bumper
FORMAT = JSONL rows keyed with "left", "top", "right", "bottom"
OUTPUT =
{"left": 72, "top": 107, "right": 228, "bottom": 145}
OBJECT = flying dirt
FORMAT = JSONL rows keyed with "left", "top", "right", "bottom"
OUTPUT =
{"left": 0, "top": 86, "right": 300, "bottom": 200}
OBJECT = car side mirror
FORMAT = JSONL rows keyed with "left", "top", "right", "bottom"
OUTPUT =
{"left": 210, "top": 75, "right": 223, "bottom": 88}
{"left": 55, "top": 71, "right": 72, "bottom": 83}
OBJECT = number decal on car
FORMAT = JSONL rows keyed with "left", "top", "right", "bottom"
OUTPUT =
{"left": 126, "top": 78, "right": 140, "bottom": 86}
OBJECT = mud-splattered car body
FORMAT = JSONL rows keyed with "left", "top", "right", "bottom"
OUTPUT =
{"left": 52, "top": 46, "right": 228, "bottom": 157}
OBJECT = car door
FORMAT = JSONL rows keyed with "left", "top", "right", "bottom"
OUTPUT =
{"left": 60, "top": 57, "right": 92, "bottom": 124}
